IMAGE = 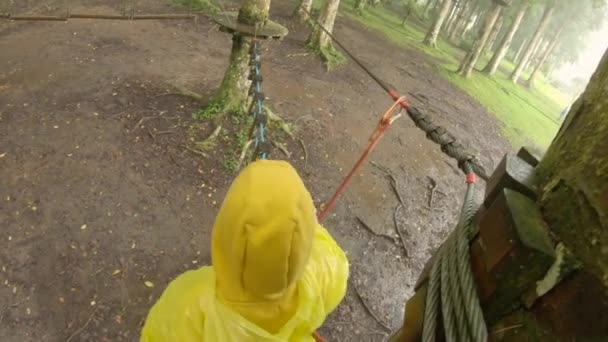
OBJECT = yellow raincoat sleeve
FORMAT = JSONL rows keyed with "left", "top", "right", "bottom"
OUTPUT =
{"left": 141, "top": 267, "right": 212, "bottom": 342}
{"left": 311, "top": 225, "right": 349, "bottom": 314}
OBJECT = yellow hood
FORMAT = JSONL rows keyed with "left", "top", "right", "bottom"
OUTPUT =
{"left": 211, "top": 160, "right": 317, "bottom": 332}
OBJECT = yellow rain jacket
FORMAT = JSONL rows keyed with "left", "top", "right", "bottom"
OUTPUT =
{"left": 141, "top": 160, "right": 349, "bottom": 341}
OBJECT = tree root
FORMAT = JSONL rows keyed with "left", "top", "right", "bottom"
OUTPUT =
{"left": 352, "top": 279, "right": 392, "bottom": 332}
{"left": 181, "top": 144, "right": 208, "bottom": 158}
{"left": 263, "top": 106, "right": 294, "bottom": 137}
{"left": 237, "top": 139, "right": 254, "bottom": 169}
{"left": 193, "top": 125, "right": 222, "bottom": 151}
{"left": 272, "top": 141, "right": 291, "bottom": 158}
{"left": 356, "top": 216, "right": 397, "bottom": 243}
{"left": 299, "top": 138, "right": 308, "bottom": 169}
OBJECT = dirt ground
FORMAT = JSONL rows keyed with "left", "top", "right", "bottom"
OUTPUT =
{"left": 0, "top": 1, "right": 510, "bottom": 341}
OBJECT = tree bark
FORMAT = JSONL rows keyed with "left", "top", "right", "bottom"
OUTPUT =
{"left": 457, "top": 0, "right": 503, "bottom": 78}
{"left": 293, "top": 0, "right": 313, "bottom": 22}
{"left": 510, "top": 3, "right": 554, "bottom": 83}
{"left": 524, "top": 36, "right": 545, "bottom": 73}
{"left": 307, "top": 0, "right": 341, "bottom": 67}
{"left": 214, "top": 0, "right": 271, "bottom": 113}
{"left": 423, "top": 0, "right": 453, "bottom": 48}
{"left": 443, "top": 0, "right": 461, "bottom": 35}
{"left": 526, "top": 27, "right": 563, "bottom": 86}
{"left": 449, "top": 0, "right": 471, "bottom": 41}
{"left": 459, "top": 2, "right": 479, "bottom": 39}
{"left": 537, "top": 47, "right": 608, "bottom": 298}
{"left": 483, "top": 0, "right": 529, "bottom": 75}
{"left": 482, "top": 13, "right": 504, "bottom": 56}
{"left": 513, "top": 37, "right": 528, "bottom": 64}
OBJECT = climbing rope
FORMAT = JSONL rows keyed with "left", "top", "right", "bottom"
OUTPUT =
{"left": 248, "top": 39, "right": 269, "bottom": 160}
{"left": 317, "top": 97, "right": 403, "bottom": 221}
{"left": 422, "top": 163, "right": 487, "bottom": 342}
{"left": 301, "top": 7, "right": 489, "bottom": 181}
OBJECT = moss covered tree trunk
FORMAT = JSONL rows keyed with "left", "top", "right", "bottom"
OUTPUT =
{"left": 293, "top": 0, "right": 313, "bottom": 22}
{"left": 486, "top": 48, "right": 608, "bottom": 342}
{"left": 457, "top": 0, "right": 503, "bottom": 78}
{"left": 536, "top": 49, "right": 608, "bottom": 293}
{"left": 423, "top": 0, "right": 453, "bottom": 48}
{"left": 510, "top": 2, "right": 553, "bottom": 83}
{"left": 307, "top": 0, "right": 342, "bottom": 68}
{"left": 483, "top": 0, "right": 528, "bottom": 75}
{"left": 213, "top": 0, "right": 270, "bottom": 114}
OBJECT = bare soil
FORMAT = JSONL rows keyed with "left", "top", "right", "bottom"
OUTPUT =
{"left": 0, "top": 1, "right": 510, "bottom": 341}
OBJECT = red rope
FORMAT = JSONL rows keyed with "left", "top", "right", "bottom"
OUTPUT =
{"left": 317, "top": 97, "right": 404, "bottom": 222}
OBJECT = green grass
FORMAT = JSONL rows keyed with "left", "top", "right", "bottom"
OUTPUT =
{"left": 340, "top": 0, "right": 570, "bottom": 149}
{"left": 439, "top": 67, "right": 561, "bottom": 148}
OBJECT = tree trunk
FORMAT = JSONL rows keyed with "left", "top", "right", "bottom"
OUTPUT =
{"left": 483, "top": 0, "right": 528, "bottom": 75}
{"left": 449, "top": 0, "right": 471, "bottom": 41}
{"left": 526, "top": 27, "right": 563, "bottom": 86}
{"left": 510, "top": 3, "right": 554, "bottom": 83}
{"left": 307, "top": 0, "right": 342, "bottom": 68}
{"left": 443, "top": 0, "right": 461, "bottom": 35}
{"left": 293, "top": 0, "right": 313, "bottom": 22}
{"left": 354, "top": 0, "right": 367, "bottom": 14}
{"left": 522, "top": 36, "right": 545, "bottom": 74}
{"left": 457, "top": 0, "right": 503, "bottom": 78}
{"left": 423, "top": 0, "right": 453, "bottom": 48}
{"left": 214, "top": 0, "right": 271, "bottom": 113}
{"left": 537, "top": 47, "right": 608, "bottom": 301}
{"left": 482, "top": 13, "right": 504, "bottom": 56}
{"left": 512, "top": 37, "right": 528, "bottom": 64}
{"left": 460, "top": 2, "right": 479, "bottom": 39}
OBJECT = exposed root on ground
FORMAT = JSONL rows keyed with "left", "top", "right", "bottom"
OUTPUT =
{"left": 272, "top": 141, "right": 291, "bottom": 158}
{"left": 264, "top": 106, "right": 295, "bottom": 138}
{"left": 193, "top": 125, "right": 222, "bottom": 151}
{"left": 356, "top": 216, "right": 397, "bottom": 244}
{"left": 237, "top": 139, "right": 254, "bottom": 169}
{"left": 158, "top": 85, "right": 206, "bottom": 104}
{"left": 352, "top": 279, "right": 392, "bottom": 332}
{"left": 299, "top": 138, "right": 308, "bottom": 169}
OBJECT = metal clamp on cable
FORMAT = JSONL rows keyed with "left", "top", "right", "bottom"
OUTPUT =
{"left": 249, "top": 73, "right": 264, "bottom": 83}
{"left": 253, "top": 141, "right": 272, "bottom": 159}
{"left": 252, "top": 91, "right": 265, "bottom": 102}
{"left": 254, "top": 112, "right": 268, "bottom": 125}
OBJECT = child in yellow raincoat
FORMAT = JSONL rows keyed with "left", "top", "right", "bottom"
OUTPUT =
{"left": 141, "top": 160, "right": 349, "bottom": 341}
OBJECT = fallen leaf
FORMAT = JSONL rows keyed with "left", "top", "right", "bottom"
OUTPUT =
{"left": 144, "top": 281, "right": 154, "bottom": 288}
{"left": 80, "top": 224, "right": 87, "bottom": 230}
{"left": 0, "top": 152, "right": 6, "bottom": 158}
{"left": 112, "top": 269, "right": 121, "bottom": 275}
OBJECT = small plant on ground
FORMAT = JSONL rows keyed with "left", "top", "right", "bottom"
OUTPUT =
{"left": 194, "top": 102, "right": 225, "bottom": 120}
{"left": 222, "top": 157, "right": 239, "bottom": 173}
